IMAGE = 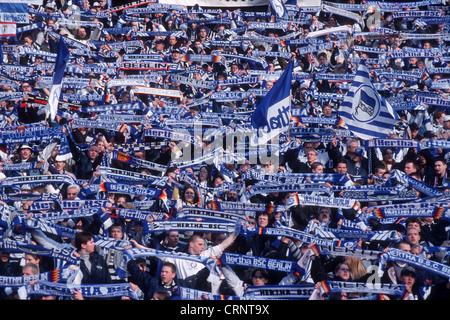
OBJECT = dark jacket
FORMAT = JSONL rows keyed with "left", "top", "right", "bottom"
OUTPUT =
{"left": 79, "top": 252, "right": 112, "bottom": 285}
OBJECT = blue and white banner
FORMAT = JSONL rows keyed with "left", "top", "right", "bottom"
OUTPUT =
{"left": 251, "top": 59, "right": 293, "bottom": 145}
{"left": 338, "top": 62, "right": 399, "bottom": 140}
{"left": 47, "top": 38, "right": 70, "bottom": 121}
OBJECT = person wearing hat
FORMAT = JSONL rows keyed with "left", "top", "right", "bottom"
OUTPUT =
{"left": 91, "top": 2, "right": 101, "bottom": 12}
{"left": 148, "top": 38, "right": 168, "bottom": 55}
{"left": 163, "top": 48, "right": 188, "bottom": 69}
{"left": 398, "top": 266, "right": 421, "bottom": 300}
{"left": 436, "top": 115, "right": 450, "bottom": 139}
{"left": 47, "top": 154, "right": 75, "bottom": 179}
{"left": 44, "top": 1, "right": 56, "bottom": 13}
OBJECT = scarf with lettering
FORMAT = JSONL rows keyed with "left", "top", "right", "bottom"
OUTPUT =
{"left": 340, "top": 187, "right": 419, "bottom": 202}
{"left": 144, "top": 127, "right": 202, "bottom": 148}
{"left": 0, "top": 239, "right": 79, "bottom": 265}
{"left": 144, "top": 219, "right": 238, "bottom": 235}
{"left": 371, "top": 203, "right": 450, "bottom": 222}
{"left": 220, "top": 252, "right": 304, "bottom": 275}
{"left": 116, "top": 247, "right": 216, "bottom": 280}
{"left": 177, "top": 207, "right": 247, "bottom": 223}
{"left": 99, "top": 182, "right": 164, "bottom": 199}
{"left": 111, "top": 150, "right": 168, "bottom": 173}
{"left": 244, "top": 284, "right": 316, "bottom": 300}
{"left": 0, "top": 268, "right": 75, "bottom": 287}
{"left": 314, "top": 226, "right": 402, "bottom": 242}
{"left": 29, "top": 199, "right": 109, "bottom": 212}
{"left": 1, "top": 174, "right": 76, "bottom": 188}
{"left": 318, "top": 281, "right": 406, "bottom": 297}
{"left": 286, "top": 194, "right": 357, "bottom": 209}
{"left": 388, "top": 169, "right": 445, "bottom": 198}
{"left": 242, "top": 169, "right": 351, "bottom": 186}
{"left": 378, "top": 248, "right": 450, "bottom": 279}
{"left": 99, "top": 167, "right": 168, "bottom": 187}
{"left": 27, "top": 281, "right": 142, "bottom": 299}
{"left": 244, "top": 183, "right": 331, "bottom": 199}
{"left": 209, "top": 200, "right": 284, "bottom": 213}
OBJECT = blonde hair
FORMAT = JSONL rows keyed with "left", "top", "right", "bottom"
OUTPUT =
{"left": 345, "top": 257, "right": 367, "bottom": 280}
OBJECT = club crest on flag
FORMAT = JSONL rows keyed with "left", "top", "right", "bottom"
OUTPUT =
{"left": 337, "top": 61, "right": 399, "bottom": 140}
{"left": 353, "top": 85, "right": 380, "bottom": 123}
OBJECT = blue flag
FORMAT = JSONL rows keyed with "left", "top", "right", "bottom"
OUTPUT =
{"left": 47, "top": 37, "right": 70, "bottom": 121}
{"left": 337, "top": 62, "right": 399, "bottom": 140}
{"left": 269, "top": 0, "right": 289, "bottom": 20}
{"left": 251, "top": 59, "right": 293, "bottom": 144}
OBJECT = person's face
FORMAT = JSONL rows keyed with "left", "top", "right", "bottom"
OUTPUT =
{"left": 77, "top": 28, "right": 87, "bottom": 38}
{"left": 404, "top": 163, "right": 416, "bottom": 175}
{"left": 116, "top": 197, "right": 126, "bottom": 206}
{"left": 160, "top": 265, "right": 176, "bottom": 285}
{"left": 96, "top": 142, "right": 105, "bottom": 152}
{"left": 318, "top": 55, "right": 327, "bottom": 65}
{"left": 172, "top": 51, "right": 180, "bottom": 60}
{"left": 134, "top": 151, "right": 145, "bottom": 160}
{"left": 434, "top": 161, "right": 447, "bottom": 176}
{"left": 212, "top": 234, "right": 226, "bottom": 246}
{"left": 20, "top": 148, "right": 32, "bottom": 160}
{"left": 110, "top": 227, "right": 123, "bottom": 239}
{"left": 227, "top": 191, "right": 238, "bottom": 201}
{"left": 189, "top": 237, "right": 205, "bottom": 255}
{"left": 81, "top": 238, "right": 95, "bottom": 254}
{"left": 265, "top": 81, "right": 273, "bottom": 90}
{"left": 322, "top": 106, "right": 332, "bottom": 116}
{"left": 401, "top": 274, "right": 416, "bottom": 287}
{"left": 23, "top": 37, "right": 33, "bottom": 47}
{"left": 184, "top": 188, "right": 195, "bottom": 203}
{"left": 406, "top": 229, "right": 420, "bottom": 245}
{"left": 443, "top": 120, "right": 450, "bottom": 130}
{"left": 398, "top": 243, "right": 411, "bottom": 253}
{"left": 407, "top": 222, "right": 421, "bottom": 231}
{"left": 166, "top": 231, "right": 179, "bottom": 246}
{"left": 189, "top": 108, "right": 199, "bottom": 117}
{"left": 336, "top": 163, "right": 347, "bottom": 174}
{"left": 0, "top": 252, "right": 9, "bottom": 263}
{"left": 423, "top": 42, "right": 432, "bottom": 50}
{"left": 213, "top": 177, "right": 223, "bottom": 187}
{"left": 199, "top": 29, "right": 207, "bottom": 38}
{"left": 347, "top": 142, "right": 358, "bottom": 154}
{"left": 252, "top": 271, "right": 268, "bottom": 286}
{"left": 318, "top": 209, "right": 330, "bottom": 222}
{"left": 22, "top": 266, "right": 35, "bottom": 277}
{"left": 257, "top": 214, "right": 269, "bottom": 227}
{"left": 383, "top": 149, "right": 393, "bottom": 160}
{"left": 336, "top": 264, "right": 351, "bottom": 281}
{"left": 199, "top": 167, "right": 209, "bottom": 181}
{"left": 21, "top": 83, "right": 32, "bottom": 92}
{"left": 25, "top": 255, "right": 39, "bottom": 266}
{"left": 66, "top": 188, "right": 79, "bottom": 200}
{"left": 306, "top": 150, "right": 317, "bottom": 163}
{"left": 54, "top": 160, "right": 65, "bottom": 171}
{"left": 88, "top": 148, "right": 99, "bottom": 160}
{"left": 312, "top": 165, "right": 323, "bottom": 174}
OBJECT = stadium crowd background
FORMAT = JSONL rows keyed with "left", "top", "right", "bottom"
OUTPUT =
{"left": 0, "top": 0, "right": 449, "bottom": 301}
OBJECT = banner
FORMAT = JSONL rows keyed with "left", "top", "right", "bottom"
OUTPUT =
{"left": 338, "top": 62, "right": 399, "bottom": 140}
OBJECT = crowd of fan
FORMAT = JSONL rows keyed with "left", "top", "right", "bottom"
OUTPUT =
{"left": 0, "top": 0, "right": 449, "bottom": 300}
